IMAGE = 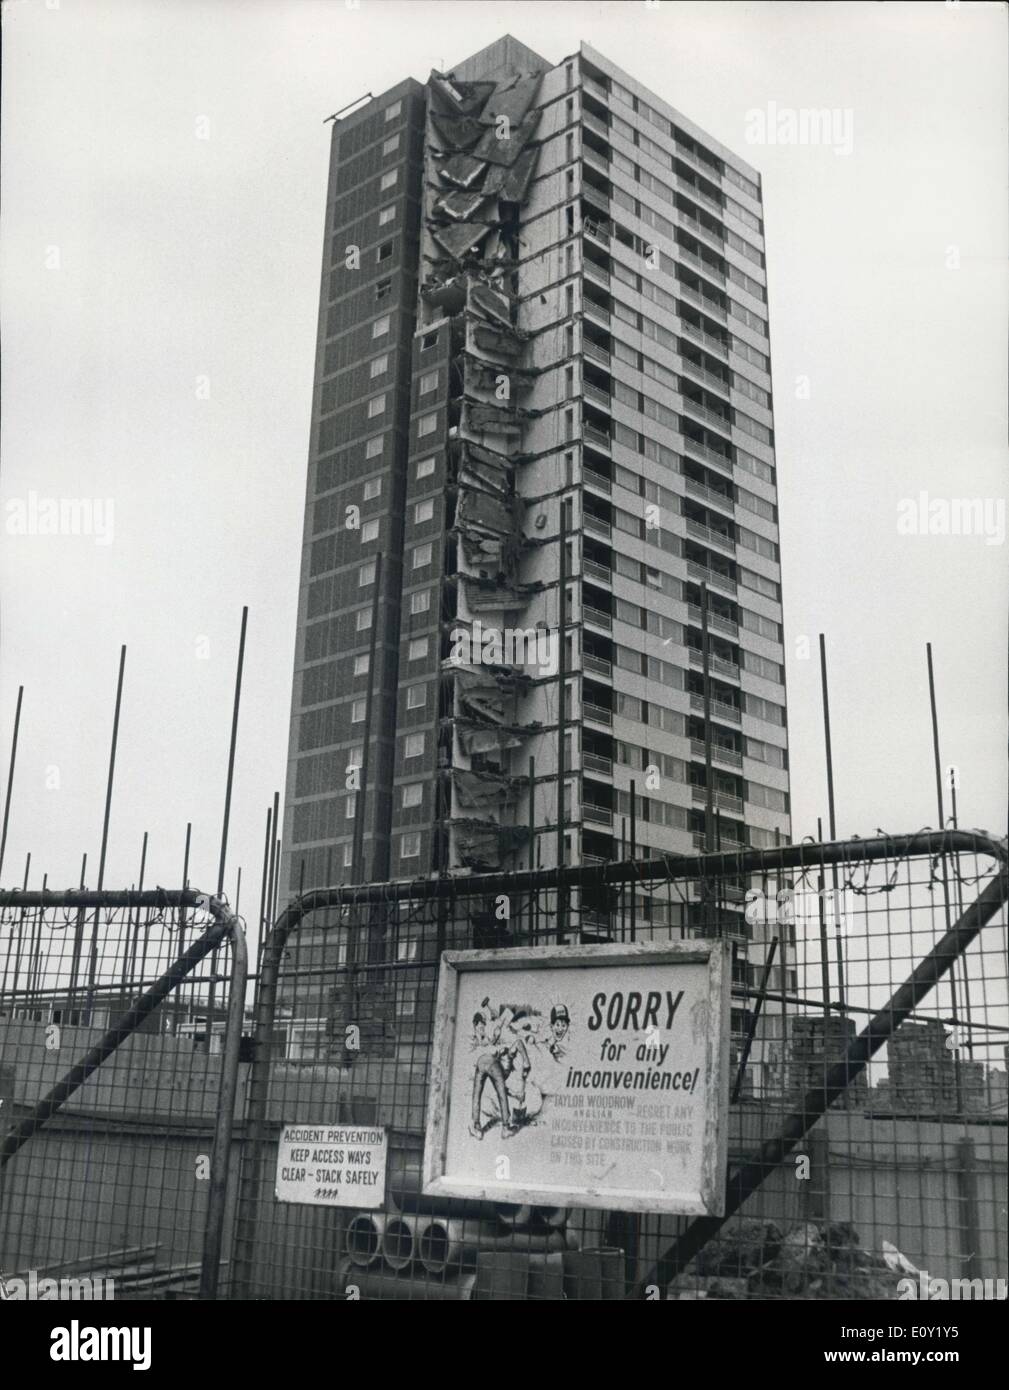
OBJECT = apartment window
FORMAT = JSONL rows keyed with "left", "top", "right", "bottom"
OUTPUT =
{"left": 356, "top": 607, "right": 373, "bottom": 632}
{"left": 382, "top": 134, "right": 400, "bottom": 156}
{"left": 417, "top": 411, "right": 438, "bottom": 438}
{"left": 408, "top": 637, "right": 428, "bottom": 661}
{"left": 378, "top": 205, "right": 396, "bottom": 226}
{"left": 414, "top": 499, "right": 434, "bottom": 524}
{"left": 367, "top": 394, "right": 387, "bottom": 418}
{"left": 412, "top": 542, "right": 432, "bottom": 569}
{"left": 360, "top": 519, "right": 379, "bottom": 543}
{"left": 375, "top": 279, "right": 391, "bottom": 301}
{"left": 400, "top": 832, "right": 421, "bottom": 859}
{"left": 380, "top": 169, "right": 398, "bottom": 190}
{"left": 645, "top": 566, "right": 663, "bottom": 589}
{"left": 406, "top": 683, "right": 426, "bottom": 710}
{"left": 370, "top": 354, "right": 388, "bottom": 378}
{"left": 402, "top": 783, "right": 423, "bottom": 809}
{"left": 416, "top": 456, "right": 435, "bottom": 479}
{"left": 419, "top": 370, "right": 439, "bottom": 395}
{"left": 372, "top": 314, "right": 390, "bottom": 338}
{"left": 363, "top": 476, "right": 382, "bottom": 500}
{"left": 377, "top": 242, "right": 393, "bottom": 263}
{"left": 421, "top": 330, "right": 439, "bottom": 350}
{"left": 342, "top": 841, "right": 354, "bottom": 869}
{"left": 345, "top": 793, "right": 357, "bottom": 819}
{"left": 351, "top": 698, "right": 366, "bottom": 722}
{"left": 359, "top": 560, "right": 376, "bottom": 586}
{"left": 353, "top": 654, "right": 370, "bottom": 676}
{"left": 385, "top": 100, "right": 402, "bottom": 122}
{"left": 404, "top": 732, "right": 425, "bottom": 758}
{"left": 397, "top": 937, "right": 419, "bottom": 962}
{"left": 410, "top": 589, "right": 430, "bottom": 614}
{"left": 365, "top": 435, "right": 384, "bottom": 459}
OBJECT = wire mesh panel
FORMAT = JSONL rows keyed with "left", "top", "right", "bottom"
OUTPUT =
{"left": 0, "top": 891, "right": 243, "bottom": 1300}
{"left": 230, "top": 831, "right": 1007, "bottom": 1301}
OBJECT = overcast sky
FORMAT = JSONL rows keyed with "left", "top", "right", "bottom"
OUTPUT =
{"left": 1, "top": 0, "right": 1006, "bottom": 917}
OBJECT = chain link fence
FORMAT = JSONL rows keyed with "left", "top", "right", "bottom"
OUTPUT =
{"left": 229, "top": 829, "right": 1007, "bottom": 1301}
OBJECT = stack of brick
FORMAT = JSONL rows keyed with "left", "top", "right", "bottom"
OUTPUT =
{"left": 888, "top": 1019, "right": 985, "bottom": 1116}
{"left": 788, "top": 1015, "right": 867, "bottom": 1110}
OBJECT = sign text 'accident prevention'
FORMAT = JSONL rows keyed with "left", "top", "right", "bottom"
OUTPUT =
{"left": 274, "top": 1124, "right": 387, "bottom": 1208}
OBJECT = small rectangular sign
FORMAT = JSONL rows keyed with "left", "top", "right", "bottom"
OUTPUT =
{"left": 274, "top": 1124, "right": 387, "bottom": 1208}
{"left": 422, "top": 941, "right": 730, "bottom": 1216}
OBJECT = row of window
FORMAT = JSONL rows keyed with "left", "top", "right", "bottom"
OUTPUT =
{"left": 593, "top": 68, "right": 762, "bottom": 204}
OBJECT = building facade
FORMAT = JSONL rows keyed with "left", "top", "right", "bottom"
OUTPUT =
{"left": 279, "top": 37, "right": 794, "bottom": 1070}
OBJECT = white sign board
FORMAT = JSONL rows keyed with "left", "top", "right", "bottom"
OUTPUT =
{"left": 274, "top": 1124, "right": 387, "bottom": 1208}
{"left": 423, "top": 942, "right": 730, "bottom": 1216}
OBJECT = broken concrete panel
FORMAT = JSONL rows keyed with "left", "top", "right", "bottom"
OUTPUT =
{"left": 438, "top": 153, "right": 487, "bottom": 188}
{"left": 429, "top": 112, "right": 486, "bottom": 151}
{"left": 472, "top": 110, "right": 542, "bottom": 167}
{"left": 478, "top": 72, "right": 542, "bottom": 128}
{"left": 434, "top": 188, "right": 493, "bottom": 221}
{"left": 501, "top": 147, "right": 539, "bottom": 203}
{"left": 432, "top": 223, "right": 490, "bottom": 262}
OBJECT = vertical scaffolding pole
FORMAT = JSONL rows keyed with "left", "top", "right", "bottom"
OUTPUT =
{"left": 0, "top": 684, "right": 23, "bottom": 884}
{"left": 87, "top": 645, "right": 126, "bottom": 1017}
{"left": 818, "top": 635, "right": 845, "bottom": 1009}
{"left": 217, "top": 606, "right": 248, "bottom": 898}
{"left": 926, "top": 642, "right": 963, "bottom": 1111}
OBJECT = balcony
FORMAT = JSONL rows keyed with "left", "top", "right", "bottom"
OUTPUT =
{"left": 583, "top": 604, "right": 612, "bottom": 630}
{"left": 688, "top": 648, "right": 740, "bottom": 681}
{"left": 679, "top": 319, "right": 730, "bottom": 358}
{"left": 690, "top": 692, "right": 741, "bottom": 724}
{"left": 686, "top": 518, "right": 736, "bottom": 554}
{"left": 583, "top": 217, "right": 611, "bottom": 248}
{"left": 677, "top": 204, "right": 726, "bottom": 251}
{"left": 584, "top": 259, "right": 611, "bottom": 289}
{"left": 583, "top": 701, "right": 613, "bottom": 726}
{"left": 691, "top": 785, "right": 744, "bottom": 816}
{"left": 583, "top": 380, "right": 612, "bottom": 408}
{"left": 683, "top": 440, "right": 734, "bottom": 474}
{"left": 584, "top": 340, "right": 611, "bottom": 368}
{"left": 675, "top": 141, "right": 723, "bottom": 187}
{"left": 583, "top": 423, "right": 612, "bottom": 451}
{"left": 583, "top": 653, "right": 613, "bottom": 679}
{"left": 679, "top": 357, "right": 731, "bottom": 397}
{"left": 676, "top": 176, "right": 725, "bottom": 218}
{"left": 582, "top": 76, "right": 608, "bottom": 102}
{"left": 583, "top": 752, "right": 614, "bottom": 776}
{"left": 679, "top": 248, "right": 726, "bottom": 285}
{"left": 686, "top": 603, "right": 739, "bottom": 639}
{"left": 692, "top": 830, "right": 746, "bottom": 853}
{"left": 583, "top": 466, "right": 612, "bottom": 494}
{"left": 681, "top": 397, "right": 733, "bottom": 434}
{"left": 685, "top": 477, "right": 735, "bottom": 514}
{"left": 583, "top": 560, "right": 612, "bottom": 587}
{"left": 582, "top": 183, "right": 610, "bottom": 215}
{"left": 690, "top": 737, "right": 742, "bottom": 769}
{"left": 582, "top": 147, "right": 610, "bottom": 176}
{"left": 583, "top": 802, "right": 614, "bottom": 826}
{"left": 582, "top": 111, "right": 610, "bottom": 139}
{"left": 686, "top": 560, "right": 737, "bottom": 596}
{"left": 679, "top": 285, "right": 728, "bottom": 322}
{"left": 583, "top": 513, "right": 612, "bottom": 539}
{"left": 583, "top": 299, "right": 611, "bottom": 328}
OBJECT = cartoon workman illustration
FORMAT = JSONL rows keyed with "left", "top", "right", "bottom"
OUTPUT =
{"left": 469, "top": 999, "right": 532, "bottom": 1139}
